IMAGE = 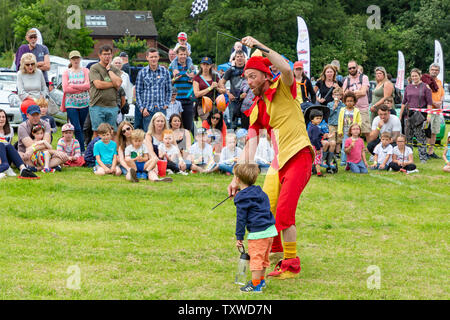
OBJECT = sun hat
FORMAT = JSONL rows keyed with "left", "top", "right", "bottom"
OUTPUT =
{"left": 69, "top": 50, "right": 81, "bottom": 59}
{"left": 62, "top": 123, "right": 75, "bottom": 132}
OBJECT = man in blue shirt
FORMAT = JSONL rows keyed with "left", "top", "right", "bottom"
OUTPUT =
{"left": 135, "top": 48, "right": 172, "bottom": 132}
{"left": 169, "top": 46, "right": 196, "bottom": 133}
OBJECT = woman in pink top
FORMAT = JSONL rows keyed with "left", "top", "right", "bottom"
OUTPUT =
{"left": 344, "top": 123, "right": 368, "bottom": 173}
{"left": 62, "top": 50, "right": 90, "bottom": 153}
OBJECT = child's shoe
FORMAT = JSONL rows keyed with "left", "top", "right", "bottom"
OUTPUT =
{"left": 42, "top": 168, "right": 55, "bottom": 173}
{"left": 0, "top": 172, "right": 6, "bottom": 179}
{"left": 54, "top": 165, "right": 62, "bottom": 172}
{"left": 316, "top": 172, "right": 325, "bottom": 177}
{"left": 5, "top": 167, "right": 16, "bottom": 177}
{"left": 177, "top": 171, "right": 189, "bottom": 175}
{"left": 167, "top": 169, "right": 174, "bottom": 175}
{"left": 268, "top": 257, "right": 301, "bottom": 280}
{"left": 240, "top": 281, "right": 262, "bottom": 293}
{"left": 260, "top": 279, "right": 266, "bottom": 288}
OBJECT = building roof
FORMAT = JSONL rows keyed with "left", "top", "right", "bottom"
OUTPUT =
{"left": 84, "top": 10, "right": 158, "bottom": 38}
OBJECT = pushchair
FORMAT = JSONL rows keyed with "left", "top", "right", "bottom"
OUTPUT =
{"left": 303, "top": 104, "right": 338, "bottom": 174}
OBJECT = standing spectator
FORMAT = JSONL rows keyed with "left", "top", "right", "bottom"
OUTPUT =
{"left": 425, "top": 63, "right": 445, "bottom": 159}
{"left": 169, "top": 32, "right": 194, "bottom": 71}
{"left": 176, "top": 32, "right": 192, "bottom": 54}
{"left": 169, "top": 46, "right": 196, "bottom": 133}
{"left": 327, "top": 87, "right": 345, "bottom": 161}
{"left": 135, "top": 48, "right": 172, "bottom": 132}
{"left": 62, "top": 50, "right": 90, "bottom": 153}
{"left": 342, "top": 60, "right": 371, "bottom": 140}
{"left": 168, "top": 49, "right": 177, "bottom": 63}
{"left": 293, "top": 61, "right": 316, "bottom": 111}
{"left": 119, "top": 52, "right": 131, "bottom": 78}
{"left": 229, "top": 42, "right": 249, "bottom": 65}
{"left": 166, "top": 88, "right": 183, "bottom": 121}
{"left": 367, "top": 105, "right": 401, "bottom": 155}
{"left": 219, "top": 50, "right": 247, "bottom": 129}
{"left": 238, "top": 78, "right": 254, "bottom": 129}
{"left": 314, "top": 64, "right": 342, "bottom": 106}
{"left": 370, "top": 66, "right": 394, "bottom": 119}
{"left": 15, "top": 29, "right": 50, "bottom": 86}
{"left": 17, "top": 53, "right": 48, "bottom": 102}
{"left": 89, "top": 45, "right": 123, "bottom": 136}
{"left": 338, "top": 91, "right": 361, "bottom": 166}
{"left": 112, "top": 57, "right": 133, "bottom": 107}
{"left": 399, "top": 68, "right": 433, "bottom": 163}
{"left": 193, "top": 57, "right": 225, "bottom": 121}
{"left": 308, "top": 109, "right": 326, "bottom": 177}
{"left": 331, "top": 60, "right": 344, "bottom": 83}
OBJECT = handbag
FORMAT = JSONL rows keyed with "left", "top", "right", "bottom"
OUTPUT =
{"left": 408, "top": 83, "right": 426, "bottom": 127}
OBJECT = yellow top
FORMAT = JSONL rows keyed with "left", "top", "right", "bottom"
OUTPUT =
{"left": 248, "top": 77, "right": 313, "bottom": 170}
{"left": 295, "top": 81, "right": 305, "bottom": 108}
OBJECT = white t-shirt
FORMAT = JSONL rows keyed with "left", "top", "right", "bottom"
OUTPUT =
{"left": 219, "top": 146, "right": 242, "bottom": 164}
{"left": 189, "top": 142, "right": 213, "bottom": 164}
{"left": 158, "top": 143, "right": 181, "bottom": 162}
{"left": 125, "top": 144, "right": 149, "bottom": 159}
{"left": 372, "top": 115, "right": 402, "bottom": 136}
{"left": 373, "top": 143, "right": 393, "bottom": 165}
{"left": 392, "top": 146, "right": 413, "bottom": 163}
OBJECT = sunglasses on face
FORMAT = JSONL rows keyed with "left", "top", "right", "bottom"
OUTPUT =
{"left": 25, "top": 63, "right": 35, "bottom": 67}
{"left": 122, "top": 127, "right": 131, "bottom": 134}
{"left": 212, "top": 116, "right": 220, "bottom": 120}
{"left": 28, "top": 35, "right": 37, "bottom": 39}
{"left": 348, "top": 67, "right": 356, "bottom": 70}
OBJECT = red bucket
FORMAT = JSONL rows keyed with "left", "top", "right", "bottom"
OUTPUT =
{"left": 157, "top": 160, "right": 168, "bottom": 177}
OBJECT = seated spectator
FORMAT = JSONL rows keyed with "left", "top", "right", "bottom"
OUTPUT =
{"left": 236, "top": 128, "right": 248, "bottom": 150}
{"left": 202, "top": 108, "right": 227, "bottom": 154}
{"left": 93, "top": 123, "right": 122, "bottom": 176}
{"left": 18, "top": 105, "right": 67, "bottom": 170}
{"left": 169, "top": 113, "right": 192, "bottom": 159}
{"left": 218, "top": 133, "right": 242, "bottom": 175}
{"left": 389, "top": 135, "right": 417, "bottom": 173}
{"left": 0, "top": 108, "right": 38, "bottom": 179}
{"left": 367, "top": 104, "right": 401, "bottom": 155}
{"left": 145, "top": 112, "right": 168, "bottom": 154}
{"left": 254, "top": 129, "right": 274, "bottom": 172}
{"left": 26, "top": 124, "right": 54, "bottom": 173}
{"left": 344, "top": 123, "right": 368, "bottom": 174}
{"left": 158, "top": 129, "right": 189, "bottom": 175}
{"left": 57, "top": 123, "right": 85, "bottom": 167}
{"left": 166, "top": 88, "right": 183, "bottom": 121}
{"left": 188, "top": 127, "right": 216, "bottom": 173}
{"left": 125, "top": 129, "right": 158, "bottom": 181}
{"left": 37, "top": 97, "right": 57, "bottom": 142}
{"left": 370, "top": 132, "right": 393, "bottom": 171}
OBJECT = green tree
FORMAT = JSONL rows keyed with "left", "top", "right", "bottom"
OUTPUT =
{"left": 113, "top": 35, "right": 148, "bottom": 61}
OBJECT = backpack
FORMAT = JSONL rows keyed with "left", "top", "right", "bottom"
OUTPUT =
{"left": 345, "top": 74, "right": 372, "bottom": 103}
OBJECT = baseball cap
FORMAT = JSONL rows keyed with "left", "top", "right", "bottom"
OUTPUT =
{"left": 69, "top": 50, "right": 81, "bottom": 59}
{"left": 177, "top": 32, "right": 187, "bottom": 40}
{"left": 26, "top": 29, "right": 37, "bottom": 37}
{"left": 62, "top": 123, "right": 75, "bottom": 132}
{"left": 171, "top": 87, "right": 178, "bottom": 94}
{"left": 26, "top": 105, "right": 41, "bottom": 115}
{"left": 200, "top": 57, "right": 213, "bottom": 65}
{"left": 119, "top": 52, "right": 128, "bottom": 57}
{"left": 294, "top": 61, "right": 304, "bottom": 69}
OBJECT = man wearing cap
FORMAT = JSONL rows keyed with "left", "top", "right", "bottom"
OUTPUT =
{"left": 18, "top": 105, "right": 68, "bottom": 168}
{"left": 120, "top": 52, "right": 131, "bottom": 78}
{"left": 135, "top": 48, "right": 172, "bottom": 132}
{"left": 227, "top": 36, "right": 314, "bottom": 280}
{"left": 15, "top": 29, "right": 51, "bottom": 86}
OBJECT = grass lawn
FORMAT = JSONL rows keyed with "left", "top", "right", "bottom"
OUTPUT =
{"left": 0, "top": 127, "right": 449, "bottom": 300}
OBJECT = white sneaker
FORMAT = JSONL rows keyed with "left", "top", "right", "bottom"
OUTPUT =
{"left": 177, "top": 171, "right": 189, "bottom": 175}
{"left": 167, "top": 169, "right": 174, "bottom": 175}
{"left": 5, "top": 167, "right": 16, "bottom": 177}
{"left": 407, "top": 169, "right": 419, "bottom": 174}
{"left": 0, "top": 172, "right": 6, "bottom": 179}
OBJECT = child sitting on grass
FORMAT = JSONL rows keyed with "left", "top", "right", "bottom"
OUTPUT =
{"left": 443, "top": 133, "right": 450, "bottom": 173}
{"left": 218, "top": 133, "right": 242, "bottom": 175}
{"left": 158, "top": 129, "right": 189, "bottom": 175}
{"left": 125, "top": 129, "right": 154, "bottom": 181}
{"left": 27, "top": 124, "right": 55, "bottom": 173}
{"left": 93, "top": 123, "right": 122, "bottom": 176}
{"left": 344, "top": 123, "right": 368, "bottom": 174}
{"left": 188, "top": 127, "right": 216, "bottom": 173}
{"left": 307, "top": 109, "right": 326, "bottom": 177}
{"left": 234, "top": 163, "right": 277, "bottom": 293}
{"left": 57, "top": 123, "right": 85, "bottom": 167}
{"left": 84, "top": 124, "right": 112, "bottom": 168}
{"left": 370, "top": 132, "right": 393, "bottom": 171}
{"left": 389, "top": 135, "right": 418, "bottom": 173}
{"left": 254, "top": 129, "right": 274, "bottom": 172}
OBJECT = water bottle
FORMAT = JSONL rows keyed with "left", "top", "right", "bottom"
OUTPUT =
{"left": 234, "top": 245, "right": 250, "bottom": 285}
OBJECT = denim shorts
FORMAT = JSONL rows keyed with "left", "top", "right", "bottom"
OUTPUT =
{"left": 89, "top": 105, "right": 119, "bottom": 131}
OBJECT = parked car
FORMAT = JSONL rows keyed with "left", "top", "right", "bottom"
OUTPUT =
{"left": 0, "top": 68, "right": 17, "bottom": 92}
{"left": 0, "top": 89, "right": 22, "bottom": 127}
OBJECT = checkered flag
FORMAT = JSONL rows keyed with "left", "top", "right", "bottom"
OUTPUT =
{"left": 190, "top": 0, "right": 208, "bottom": 18}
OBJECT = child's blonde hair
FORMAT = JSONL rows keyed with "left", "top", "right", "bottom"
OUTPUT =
{"left": 380, "top": 132, "right": 391, "bottom": 139}
{"left": 97, "top": 123, "right": 112, "bottom": 135}
{"left": 131, "top": 129, "right": 145, "bottom": 141}
{"left": 233, "top": 163, "right": 260, "bottom": 186}
{"left": 333, "top": 86, "right": 343, "bottom": 95}
{"left": 36, "top": 97, "right": 48, "bottom": 108}
{"left": 348, "top": 123, "right": 361, "bottom": 136}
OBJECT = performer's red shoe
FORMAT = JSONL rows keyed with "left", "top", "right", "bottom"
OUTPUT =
{"left": 268, "top": 256, "right": 301, "bottom": 279}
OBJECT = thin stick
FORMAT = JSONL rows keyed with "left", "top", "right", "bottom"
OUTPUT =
{"left": 211, "top": 194, "right": 233, "bottom": 210}
{"left": 216, "top": 31, "right": 269, "bottom": 53}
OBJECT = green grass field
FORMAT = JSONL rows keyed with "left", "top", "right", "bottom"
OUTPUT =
{"left": 1, "top": 127, "right": 449, "bottom": 300}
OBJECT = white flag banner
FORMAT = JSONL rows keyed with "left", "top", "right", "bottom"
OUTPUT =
{"left": 296, "top": 16, "right": 310, "bottom": 77}
{"left": 395, "top": 50, "right": 405, "bottom": 91}
{"left": 434, "top": 40, "right": 444, "bottom": 83}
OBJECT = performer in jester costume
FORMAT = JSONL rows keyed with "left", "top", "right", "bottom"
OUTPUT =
{"left": 228, "top": 36, "right": 313, "bottom": 279}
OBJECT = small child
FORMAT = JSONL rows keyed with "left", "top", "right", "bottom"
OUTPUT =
{"left": 218, "top": 133, "right": 242, "bottom": 175}
{"left": 125, "top": 129, "right": 154, "bottom": 181}
{"left": 442, "top": 132, "right": 450, "bottom": 173}
{"left": 236, "top": 128, "right": 248, "bottom": 150}
{"left": 383, "top": 96, "right": 397, "bottom": 116}
{"left": 37, "top": 97, "right": 57, "bottom": 141}
{"left": 389, "top": 135, "right": 417, "bottom": 173}
{"left": 84, "top": 123, "right": 113, "bottom": 168}
{"left": 370, "top": 132, "right": 393, "bottom": 170}
{"left": 254, "top": 129, "right": 274, "bottom": 172}
{"left": 27, "top": 124, "right": 54, "bottom": 173}
{"left": 57, "top": 123, "right": 85, "bottom": 167}
{"left": 165, "top": 88, "right": 183, "bottom": 121}
{"left": 344, "top": 123, "right": 368, "bottom": 174}
{"left": 169, "top": 32, "right": 194, "bottom": 70}
{"left": 327, "top": 87, "right": 345, "bottom": 159}
{"left": 93, "top": 123, "right": 122, "bottom": 176}
{"left": 338, "top": 91, "right": 361, "bottom": 166}
{"left": 234, "top": 163, "right": 277, "bottom": 293}
{"left": 307, "top": 109, "right": 325, "bottom": 177}
{"left": 158, "top": 129, "right": 189, "bottom": 175}
{"left": 188, "top": 127, "right": 216, "bottom": 173}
